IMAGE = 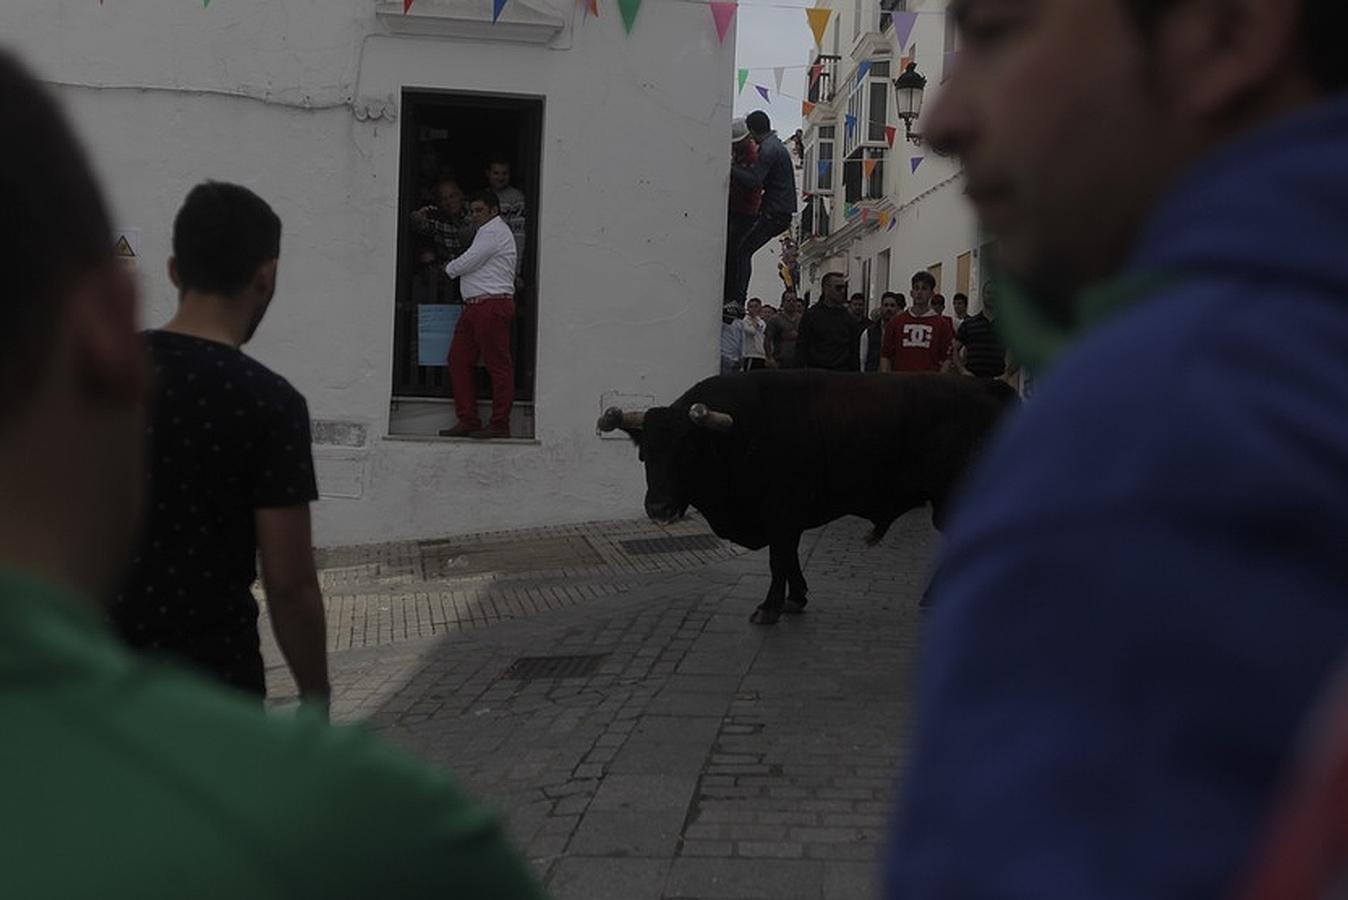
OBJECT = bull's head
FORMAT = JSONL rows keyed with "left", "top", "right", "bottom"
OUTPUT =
{"left": 598, "top": 402, "right": 736, "bottom": 525}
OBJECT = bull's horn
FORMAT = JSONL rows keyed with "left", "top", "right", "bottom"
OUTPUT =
{"left": 689, "top": 403, "right": 734, "bottom": 432}
{"left": 598, "top": 407, "right": 646, "bottom": 432}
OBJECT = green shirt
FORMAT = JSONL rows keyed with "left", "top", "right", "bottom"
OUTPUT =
{"left": 0, "top": 569, "right": 545, "bottom": 900}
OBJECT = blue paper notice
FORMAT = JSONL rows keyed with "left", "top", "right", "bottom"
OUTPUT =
{"left": 418, "top": 305, "right": 461, "bottom": 367}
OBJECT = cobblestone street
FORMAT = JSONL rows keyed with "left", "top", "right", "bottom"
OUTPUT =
{"left": 263, "top": 512, "right": 937, "bottom": 899}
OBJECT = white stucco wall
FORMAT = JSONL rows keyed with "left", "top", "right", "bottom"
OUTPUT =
{"left": 3, "top": 0, "right": 734, "bottom": 546}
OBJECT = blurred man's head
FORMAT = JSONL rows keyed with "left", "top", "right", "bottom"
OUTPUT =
{"left": 0, "top": 51, "right": 147, "bottom": 599}
{"left": 486, "top": 158, "right": 512, "bottom": 191}
{"left": 848, "top": 293, "right": 867, "bottom": 320}
{"left": 880, "top": 292, "right": 902, "bottom": 321}
{"left": 821, "top": 272, "right": 848, "bottom": 306}
{"left": 932, "top": 293, "right": 947, "bottom": 314}
{"left": 747, "top": 297, "right": 762, "bottom": 317}
{"left": 928, "top": 0, "right": 1344, "bottom": 321}
{"left": 763, "top": 304, "right": 778, "bottom": 320}
{"left": 435, "top": 180, "right": 465, "bottom": 215}
{"left": 953, "top": 292, "right": 970, "bottom": 318}
{"left": 469, "top": 190, "right": 501, "bottom": 228}
{"left": 746, "top": 111, "right": 772, "bottom": 139}
{"left": 982, "top": 281, "right": 998, "bottom": 318}
{"left": 910, "top": 271, "right": 937, "bottom": 314}
{"left": 170, "top": 182, "right": 282, "bottom": 345}
{"left": 882, "top": 289, "right": 907, "bottom": 312}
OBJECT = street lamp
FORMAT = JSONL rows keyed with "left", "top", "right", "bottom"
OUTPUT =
{"left": 892, "top": 62, "right": 927, "bottom": 145}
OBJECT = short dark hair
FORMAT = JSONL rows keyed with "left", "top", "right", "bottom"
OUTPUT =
{"left": 781, "top": 290, "right": 796, "bottom": 303}
{"left": 746, "top": 111, "right": 771, "bottom": 134}
{"left": 486, "top": 156, "right": 512, "bottom": 170}
{"left": 822, "top": 272, "right": 846, "bottom": 287}
{"left": 953, "top": 292, "right": 969, "bottom": 303}
{"left": 172, "top": 182, "right": 281, "bottom": 296}
{"left": 850, "top": 292, "right": 866, "bottom": 302}
{"left": 472, "top": 190, "right": 502, "bottom": 212}
{"left": 1, "top": 52, "right": 114, "bottom": 428}
{"left": 748, "top": 297, "right": 762, "bottom": 306}
{"left": 1123, "top": 0, "right": 1346, "bottom": 91}
{"left": 881, "top": 291, "right": 903, "bottom": 303}
{"left": 911, "top": 271, "right": 937, "bottom": 290}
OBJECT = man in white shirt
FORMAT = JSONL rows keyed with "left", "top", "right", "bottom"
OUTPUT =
{"left": 487, "top": 158, "right": 527, "bottom": 276}
{"left": 740, "top": 297, "right": 768, "bottom": 370}
{"left": 439, "top": 190, "right": 518, "bottom": 440}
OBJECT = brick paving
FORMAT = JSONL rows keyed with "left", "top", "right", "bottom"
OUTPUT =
{"left": 261, "top": 511, "right": 937, "bottom": 899}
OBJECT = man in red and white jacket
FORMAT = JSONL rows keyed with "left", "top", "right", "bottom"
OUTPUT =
{"left": 880, "top": 270, "right": 954, "bottom": 374}
{"left": 440, "top": 190, "right": 518, "bottom": 440}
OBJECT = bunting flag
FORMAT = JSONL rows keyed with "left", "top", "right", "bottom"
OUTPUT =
{"left": 844, "top": 202, "right": 856, "bottom": 219}
{"left": 403, "top": 0, "right": 413, "bottom": 13}
{"left": 884, "top": 125, "right": 897, "bottom": 148}
{"left": 900, "top": 55, "right": 912, "bottom": 71}
{"left": 863, "top": 158, "right": 878, "bottom": 180}
{"left": 911, "top": 156, "right": 925, "bottom": 174}
{"left": 806, "top": 8, "right": 832, "bottom": 49}
{"left": 817, "top": 160, "right": 831, "bottom": 182}
{"left": 737, "top": 69, "right": 749, "bottom": 95}
{"left": 617, "top": 0, "right": 642, "bottom": 34}
{"left": 492, "top": 0, "right": 508, "bottom": 23}
{"left": 888, "top": 215, "right": 899, "bottom": 231}
{"left": 756, "top": 85, "right": 771, "bottom": 103}
{"left": 802, "top": 100, "right": 816, "bottom": 117}
{"left": 710, "top": 2, "right": 737, "bottom": 44}
{"left": 809, "top": 62, "right": 823, "bottom": 87}
{"left": 856, "top": 60, "right": 872, "bottom": 83}
{"left": 845, "top": 114, "right": 857, "bottom": 139}
{"left": 773, "top": 67, "right": 785, "bottom": 94}
{"left": 879, "top": 211, "right": 892, "bottom": 229}
{"left": 583, "top": 0, "right": 598, "bottom": 16}
{"left": 892, "top": 11, "right": 918, "bottom": 50}
{"left": 861, "top": 208, "right": 872, "bottom": 223}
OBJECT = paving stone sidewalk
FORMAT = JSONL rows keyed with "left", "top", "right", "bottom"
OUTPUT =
{"left": 262, "top": 512, "right": 938, "bottom": 899}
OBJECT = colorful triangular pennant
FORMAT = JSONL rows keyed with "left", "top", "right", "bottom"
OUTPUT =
{"left": 710, "top": 2, "right": 737, "bottom": 44}
{"left": 809, "top": 63, "right": 823, "bottom": 87}
{"left": 893, "top": 11, "right": 918, "bottom": 50}
{"left": 583, "top": 0, "right": 598, "bottom": 16}
{"left": 888, "top": 215, "right": 898, "bottom": 231}
{"left": 773, "top": 67, "right": 785, "bottom": 94}
{"left": 617, "top": 0, "right": 642, "bottom": 34}
{"left": 900, "top": 55, "right": 912, "bottom": 71}
{"left": 885, "top": 125, "right": 897, "bottom": 148}
{"left": 911, "top": 156, "right": 925, "bottom": 174}
{"left": 806, "top": 8, "right": 832, "bottom": 49}
{"left": 817, "top": 160, "right": 832, "bottom": 183}
{"left": 756, "top": 85, "right": 771, "bottom": 103}
{"left": 492, "top": 0, "right": 507, "bottom": 23}
{"left": 845, "top": 114, "right": 857, "bottom": 139}
{"left": 403, "top": 0, "right": 413, "bottom": 13}
{"left": 737, "top": 69, "right": 750, "bottom": 95}
{"left": 856, "top": 60, "right": 872, "bottom": 83}
{"left": 879, "top": 211, "right": 892, "bottom": 229}
{"left": 802, "top": 100, "right": 816, "bottom": 117}
{"left": 863, "top": 158, "right": 878, "bottom": 180}
{"left": 861, "top": 208, "right": 872, "bottom": 222}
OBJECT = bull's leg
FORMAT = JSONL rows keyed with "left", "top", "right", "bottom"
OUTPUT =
{"left": 750, "top": 539, "right": 792, "bottom": 625}
{"left": 782, "top": 531, "right": 809, "bottom": 614}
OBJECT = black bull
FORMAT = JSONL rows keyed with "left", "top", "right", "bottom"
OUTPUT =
{"left": 598, "top": 370, "right": 1018, "bottom": 624}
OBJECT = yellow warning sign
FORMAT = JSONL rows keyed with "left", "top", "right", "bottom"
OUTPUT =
{"left": 113, "top": 235, "right": 135, "bottom": 258}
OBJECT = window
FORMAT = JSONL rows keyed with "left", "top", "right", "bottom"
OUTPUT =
{"left": 805, "top": 125, "right": 836, "bottom": 195}
{"left": 800, "top": 195, "right": 831, "bottom": 241}
{"left": 392, "top": 90, "right": 542, "bottom": 436}
{"left": 844, "top": 60, "right": 891, "bottom": 156}
{"left": 956, "top": 251, "right": 972, "bottom": 296}
{"left": 880, "top": 0, "right": 907, "bottom": 34}
{"left": 843, "top": 147, "right": 885, "bottom": 202}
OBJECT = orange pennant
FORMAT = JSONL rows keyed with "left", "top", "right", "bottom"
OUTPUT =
{"left": 806, "top": 8, "right": 832, "bottom": 49}
{"left": 864, "top": 158, "right": 878, "bottom": 180}
{"left": 802, "top": 101, "right": 816, "bottom": 117}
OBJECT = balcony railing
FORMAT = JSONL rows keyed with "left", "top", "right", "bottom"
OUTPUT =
{"left": 807, "top": 54, "right": 842, "bottom": 105}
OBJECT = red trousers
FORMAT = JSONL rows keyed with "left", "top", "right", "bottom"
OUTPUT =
{"left": 449, "top": 297, "right": 515, "bottom": 430}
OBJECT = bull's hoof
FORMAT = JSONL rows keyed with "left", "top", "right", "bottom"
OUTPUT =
{"left": 750, "top": 607, "right": 782, "bottom": 625}
{"left": 784, "top": 596, "right": 809, "bottom": 614}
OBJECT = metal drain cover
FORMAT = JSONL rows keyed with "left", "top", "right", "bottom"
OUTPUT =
{"left": 619, "top": 534, "right": 723, "bottom": 555}
{"left": 502, "top": 654, "right": 609, "bottom": 680}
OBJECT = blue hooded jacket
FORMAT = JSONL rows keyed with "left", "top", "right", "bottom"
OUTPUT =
{"left": 886, "top": 96, "right": 1348, "bottom": 898}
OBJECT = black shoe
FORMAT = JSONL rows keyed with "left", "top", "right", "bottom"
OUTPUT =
{"left": 438, "top": 423, "right": 476, "bottom": 437}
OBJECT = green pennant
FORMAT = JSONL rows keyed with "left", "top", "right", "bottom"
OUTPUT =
{"left": 617, "top": 0, "right": 642, "bottom": 34}
{"left": 737, "top": 69, "right": 749, "bottom": 95}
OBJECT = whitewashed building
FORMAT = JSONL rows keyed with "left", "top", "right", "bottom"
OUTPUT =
{"left": 3, "top": 0, "right": 736, "bottom": 545}
{"left": 797, "top": 0, "right": 990, "bottom": 315}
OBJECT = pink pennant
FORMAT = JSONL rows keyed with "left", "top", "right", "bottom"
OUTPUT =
{"left": 710, "top": 2, "right": 737, "bottom": 44}
{"left": 809, "top": 63, "right": 823, "bottom": 87}
{"left": 884, "top": 125, "right": 897, "bottom": 148}
{"left": 403, "top": 0, "right": 414, "bottom": 13}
